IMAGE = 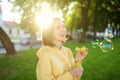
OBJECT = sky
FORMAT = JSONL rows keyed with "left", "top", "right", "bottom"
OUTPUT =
{"left": 0, "top": 0, "right": 20, "bottom": 22}
{"left": 0, "top": 0, "right": 63, "bottom": 23}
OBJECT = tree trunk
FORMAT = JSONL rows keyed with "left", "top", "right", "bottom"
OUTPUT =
{"left": 0, "top": 27, "right": 16, "bottom": 55}
{"left": 79, "top": 1, "right": 90, "bottom": 42}
{"left": 80, "top": 7, "right": 88, "bottom": 42}
{"left": 93, "top": 4, "right": 98, "bottom": 38}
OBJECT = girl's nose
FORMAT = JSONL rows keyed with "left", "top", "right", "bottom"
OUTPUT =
{"left": 61, "top": 27, "right": 66, "bottom": 32}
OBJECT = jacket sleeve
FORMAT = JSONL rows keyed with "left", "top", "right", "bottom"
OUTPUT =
{"left": 56, "top": 71, "right": 73, "bottom": 80}
{"left": 67, "top": 48, "right": 75, "bottom": 67}
{"left": 36, "top": 51, "right": 54, "bottom": 80}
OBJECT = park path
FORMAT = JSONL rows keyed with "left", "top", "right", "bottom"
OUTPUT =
{"left": 0, "top": 44, "right": 41, "bottom": 54}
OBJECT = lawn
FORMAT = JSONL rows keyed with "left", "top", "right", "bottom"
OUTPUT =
{"left": 0, "top": 38, "right": 120, "bottom": 80}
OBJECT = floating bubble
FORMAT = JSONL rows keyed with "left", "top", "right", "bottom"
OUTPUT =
{"left": 100, "top": 39, "right": 114, "bottom": 52}
{"left": 90, "top": 39, "right": 100, "bottom": 48}
{"left": 103, "top": 28, "right": 113, "bottom": 40}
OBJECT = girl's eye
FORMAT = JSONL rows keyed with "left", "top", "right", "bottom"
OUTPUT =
{"left": 55, "top": 26, "right": 61, "bottom": 29}
{"left": 56, "top": 27, "right": 60, "bottom": 29}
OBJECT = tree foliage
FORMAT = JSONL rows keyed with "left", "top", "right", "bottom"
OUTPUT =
{"left": 10, "top": 0, "right": 120, "bottom": 39}
{"left": 10, "top": 0, "right": 72, "bottom": 37}
{"left": 1, "top": 0, "right": 119, "bottom": 55}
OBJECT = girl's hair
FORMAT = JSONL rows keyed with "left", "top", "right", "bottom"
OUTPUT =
{"left": 41, "top": 17, "right": 61, "bottom": 46}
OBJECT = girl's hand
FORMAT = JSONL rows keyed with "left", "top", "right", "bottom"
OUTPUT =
{"left": 70, "top": 66, "right": 83, "bottom": 77}
{"left": 75, "top": 47, "right": 88, "bottom": 62}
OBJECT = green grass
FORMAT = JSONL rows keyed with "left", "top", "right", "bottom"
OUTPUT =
{"left": 0, "top": 49, "right": 38, "bottom": 80}
{"left": 0, "top": 38, "right": 120, "bottom": 80}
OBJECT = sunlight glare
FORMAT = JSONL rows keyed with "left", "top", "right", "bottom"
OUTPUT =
{"left": 35, "top": 2, "right": 63, "bottom": 30}
{"left": 35, "top": 8, "right": 53, "bottom": 30}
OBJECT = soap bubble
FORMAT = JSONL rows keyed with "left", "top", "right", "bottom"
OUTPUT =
{"left": 100, "top": 39, "right": 114, "bottom": 52}
{"left": 103, "top": 28, "right": 113, "bottom": 40}
{"left": 90, "top": 28, "right": 114, "bottom": 53}
{"left": 90, "top": 39, "right": 100, "bottom": 48}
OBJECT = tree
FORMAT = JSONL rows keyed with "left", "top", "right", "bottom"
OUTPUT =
{"left": 65, "top": 1, "right": 82, "bottom": 39}
{"left": 92, "top": 0, "right": 120, "bottom": 38}
{"left": 11, "top": 0, "right": 120, "bottom": 43}
{"left": 0, "top": 3, "right": 16, "bottom": 55}
{"left": 92, "top": 0, "right": 104, "bottom": 38}
{"left": 11, "top": 0, "right": 71, "bottom": 38}
{"left": 78, "top": 0, "right": 90, "bottom": 42}
{"left": 0, "top": 27, "right": 16, "bottom": 55}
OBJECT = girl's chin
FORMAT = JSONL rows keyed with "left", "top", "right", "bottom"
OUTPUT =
{"left": 61, "top": 38, "right": 68, "bottom": 42}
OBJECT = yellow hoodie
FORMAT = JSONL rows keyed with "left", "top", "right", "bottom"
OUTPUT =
{"left": 36, "top": 46, "right": 80, "bottom": 80}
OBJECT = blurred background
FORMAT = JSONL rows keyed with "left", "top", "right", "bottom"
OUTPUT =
{"left": 0, "top": 0, "right": 120, "bottom": 80}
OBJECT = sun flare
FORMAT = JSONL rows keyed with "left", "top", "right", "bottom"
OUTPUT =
{"left": 35, "top": 7, "right": 53, "bottom": 30}
{"left": 35, "top": 5, "right": 52, "bottom": 29}
{"left": 35, "top": 2, "right": 63, "bottom": 30}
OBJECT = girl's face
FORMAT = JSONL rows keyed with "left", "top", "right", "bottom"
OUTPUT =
{"left": 53, "top": 19, "right": 67, "bottom": 42}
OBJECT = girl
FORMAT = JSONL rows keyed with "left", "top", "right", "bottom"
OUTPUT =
{"left": 36, "top": 17, "right": 88, "bottom": 80}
